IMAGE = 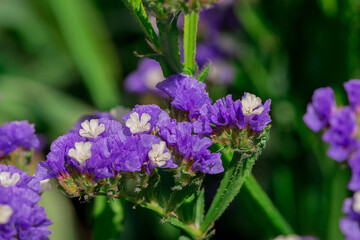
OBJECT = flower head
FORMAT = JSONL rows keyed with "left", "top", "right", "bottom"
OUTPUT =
{"left": 0, "top": 204, "right": 13, "bottom": 224}
{"left": 241, "top": 93, "right": 264, "bottom": 116}
{"left": 303, "top": 87, "right": 336, "bottom": 132}
{"left": 0, "top": 172, "right": 20, "bottom": 187}
{"left": 344, "top": 79, "right": 360, "bottom": 111}
{"left": 148, "top": 141, "right": 171, "bottom": 167}
{"left": 125, "top": 112, "right": 152, "bottom": 134}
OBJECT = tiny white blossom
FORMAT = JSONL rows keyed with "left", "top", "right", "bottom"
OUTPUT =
{"left": 40, "top": 179, "right": 52, "bottom": 193}
{"left": 148, "top": 141, "right": 171, "bottom": 167}
{"left": 353, "top": 191, "right": 360, "bottom": 213}
{"left": 79, "top": 119, "right": 105, "bottom": 138}
{"left": 0, "top": 172, "right": 20, "bottom": 187}
{"left": 273, "top": 235, "right": 300, "bottom": 240}
{"left": 144, "top": 67, "right": 165, "bottom": 90}
{"left": 68, "top": 142, "right": 92, "bottom": 165}
{"left": 0, "top": 204, "right": 13, "bottom": 224}
{"left": 241, "top": 93, "right": 264, "bottom": 116}
{"left": 125, "top": 112, "right": 151, "bottom": 134}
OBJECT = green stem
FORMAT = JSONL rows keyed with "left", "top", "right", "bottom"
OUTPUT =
{"left": 183, "top": 11, "right": 199, "bottom": 75}
{"left": 243, "top": 175, "right": 294, "bottom": 235}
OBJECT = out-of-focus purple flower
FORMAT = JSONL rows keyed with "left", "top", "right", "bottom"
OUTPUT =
{"left": 322, "top": 107, "right": 358, "bottom": 161}
{"left": 0, "top": 121, "right": 39, "bottom": 156}
{"left": 348, "top": 150, "right": 360, "bottom": 191}
{"left": 0, "top": 186, "right": 52, "bottom": 240}
{"left": 344, "top": 79, "right": 360, "bottom": 111}
{"left": 123, "top": 105, "right": 170, "bottom": 134}
{"left": 340, "top": 195, "right": 360, "bottom": 240}
{"left": 303, "top": 87, "right": 336, "bottom": 132}
{"left": 156, "top": 73, "right": 212, "bottom": 120}
{"left": 124, "top": 58, "right": 165, "bottom": 94}
{"left": 272, "top": 235, "right": 317, "bottom": 240}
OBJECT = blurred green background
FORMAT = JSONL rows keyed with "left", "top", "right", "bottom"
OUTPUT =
{"left": 0, "top": 0, "right": 359, "bottom": 239}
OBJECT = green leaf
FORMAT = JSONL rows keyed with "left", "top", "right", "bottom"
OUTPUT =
{"left": 165, "top": 172, "right": 204, "bottom": 214}
{"left": 122, "top": 0, "right": 160, "bottom": 50}
{"left": 47, "top": 0, "right": 121, "bottom": 109}
{"left": 194, "top": 188, "right": 205, "bottom": 230}
{"left": 157, "top": 14, "right": 183, "bottom": 76}
{"left": 243, "top": 175, "right": 294, "bottom": 235}
{"left": 197, "top": 62, "right": 211, "bottom": 82}
{"left": 93, "top": 197, "right": 124, "bottom": 240}
{"left": 183, "top": 11, "right": 199, "bottom": 75}
{"left": 200, "top": 126, "right": 271, "bottom": 235}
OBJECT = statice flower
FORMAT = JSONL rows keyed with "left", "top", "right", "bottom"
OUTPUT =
{"left": 303, "top": 87, "right": 336, "bottom": 132}
{"left": 272, "top": 236, "right": 317, "bottom": 240}
{"left": 0, "top": 120, "right": 39, "bottom": 156}
{"left": 344, "top": 79, "right": 360, "bottom": 112}
{"left": 157, "top": 73, "right": 212, "bottom": 120}
{"left": 322, "top": 107, "right": 358, "bottom": 161}
{"left": 340, "top": 194, "right": 360, "bottom": 240}
{"left": 0, "top": 166, "right": 52, "bottom": 239}
{"left": 124, "top": 58, "right": 165, "bottom": 94}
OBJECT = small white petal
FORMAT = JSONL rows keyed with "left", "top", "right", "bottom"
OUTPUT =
{"left": 0, "top": 172, "right": 20, "bottom": 187}
{"left": 126, "top": 112, "right": 152, "bottom": 134}
{"left": 148, "top": 141, "right": 171, "bottom": 167}
{"left": 273, "top": 235, "right": 300, "bottom": 240}
{"left": 79, "top": 119, "right": 105, "bottom": 138}
{"left": 353, "top": 191, "right": 360, "bottom": 213}
{"left": 241, "top": 93, "right": 264, "bottom": 116}
{"left": 68, "top": 142, "right": 92, "bottom": 165}
{"left": 0, "top": 204, "right": 13, "bottom": 224}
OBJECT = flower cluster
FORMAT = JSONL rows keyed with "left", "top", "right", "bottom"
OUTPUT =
{"left": 303, "top": 79, "right": 360, "bottom": 238}
{"left": 0, "top": 165, "right": 52, "bottom": 239}
{"left": 36, "top": 73, "right": 271, "bottom": 207}
{"left": 0, "top": 120, "right": 39, "bottom": 157}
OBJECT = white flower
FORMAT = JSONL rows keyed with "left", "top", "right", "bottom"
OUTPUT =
{"left": 0, "top": 172, "right": 20, "bottom": 187}
{"left": 144, "top": 67, "right": 164, "bottom": 90}
{"left": 241, "top": 93, "right": 264, "bottom": 116}
{"left": 40, "top": 179, "right": 52, "bottom": 193}
{"left": 125, "top": 112, "right": 151, "bottom": 134}
{"left": 273, "top": 235, "right": 300, "bottom": 240}
{"left": 353, "top": 191, "right": 360, "bottom": 213}
{"left": 68, "top": 142, "right": 92, "bottom": 165}
{"left": 0, "top": 204, "right": 13, "bottom": 224}
{"left": 79, "top": 119, "right": 105, "bottom": 138}
{"left": 148, "top": 141, "right": 171, "bottom": 167}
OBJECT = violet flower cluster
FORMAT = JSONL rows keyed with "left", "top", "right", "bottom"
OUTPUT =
{"left": 36, "top": 73, "right": 271, "bottom": 201}
{"left": 303, "top": 79, "right": 360, "bottom": 239}
{"left": 0, "top": 164, "right": 52, "bottom": 239}
{"left": 0, "top": 120, "right": 39, "bottom": 157}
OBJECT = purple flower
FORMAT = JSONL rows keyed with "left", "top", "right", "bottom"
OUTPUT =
{"left": 0, "top": 165, "right": 41, "bottom": 193}
{"left": 348, "top": 150, "right": 360, "bottom": 191}
{"left": 156, "top": 74, "right": 212, "bottom": 120}
{"left": 194, "top": 94, "right": 271, "bottom": 134}
{"left": 0, "top": 121, "right": 39, "bottom": 156}
{"left": 0, "top": 186, "right": 52, "bottom": 239}
{"left": 322, "top": 107, "right": 358, "bottom": 161}
{"left": 340, "top": 195, "right": 360, "bottom": 240}
{"left": 124, "top": 58, "right": 164, "bottom": 94}
{"left": 344, "top": 79, "right": 360, "bottom": 111}
{"left": 123, "top": 104, "right": 170, "bottom": 134}
{"left": 303, "top": 87, "right": 336, "bottom": 132}
{"left": 173, "top": 122, "right": 223, "bottom": 174}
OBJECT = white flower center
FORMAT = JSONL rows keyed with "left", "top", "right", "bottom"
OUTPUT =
{"left": 0, "top": 172, "right": 20, "bottom": 187}
{"left": 40, "top": 179, "right": 52, "bottom": 193}
{"left": 125, "top": 112, "right": 151, "bottom": 134}
{"left": 273, "top": 235, "right": 300, "bottom": 240}
{"left": 0, "top": 204, "right": 13, "bottom": 224}
{"left": 241, "top": 93, "right": 264, "bottom": 116}
{"left": 148, "top": 141, "right": 171, "bottom": 167}
{"left": 353, "top": 191, "right": 360, "bottom": 213}
{"left": 79, "top": 119, "right": 105, "bottom": 138}
{"left": 68, "top": 142, "right": 92, "bottom": 165}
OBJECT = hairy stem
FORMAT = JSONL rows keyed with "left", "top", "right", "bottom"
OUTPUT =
{"left": 183, "top": 11, "right": 199, "bottom": 75}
